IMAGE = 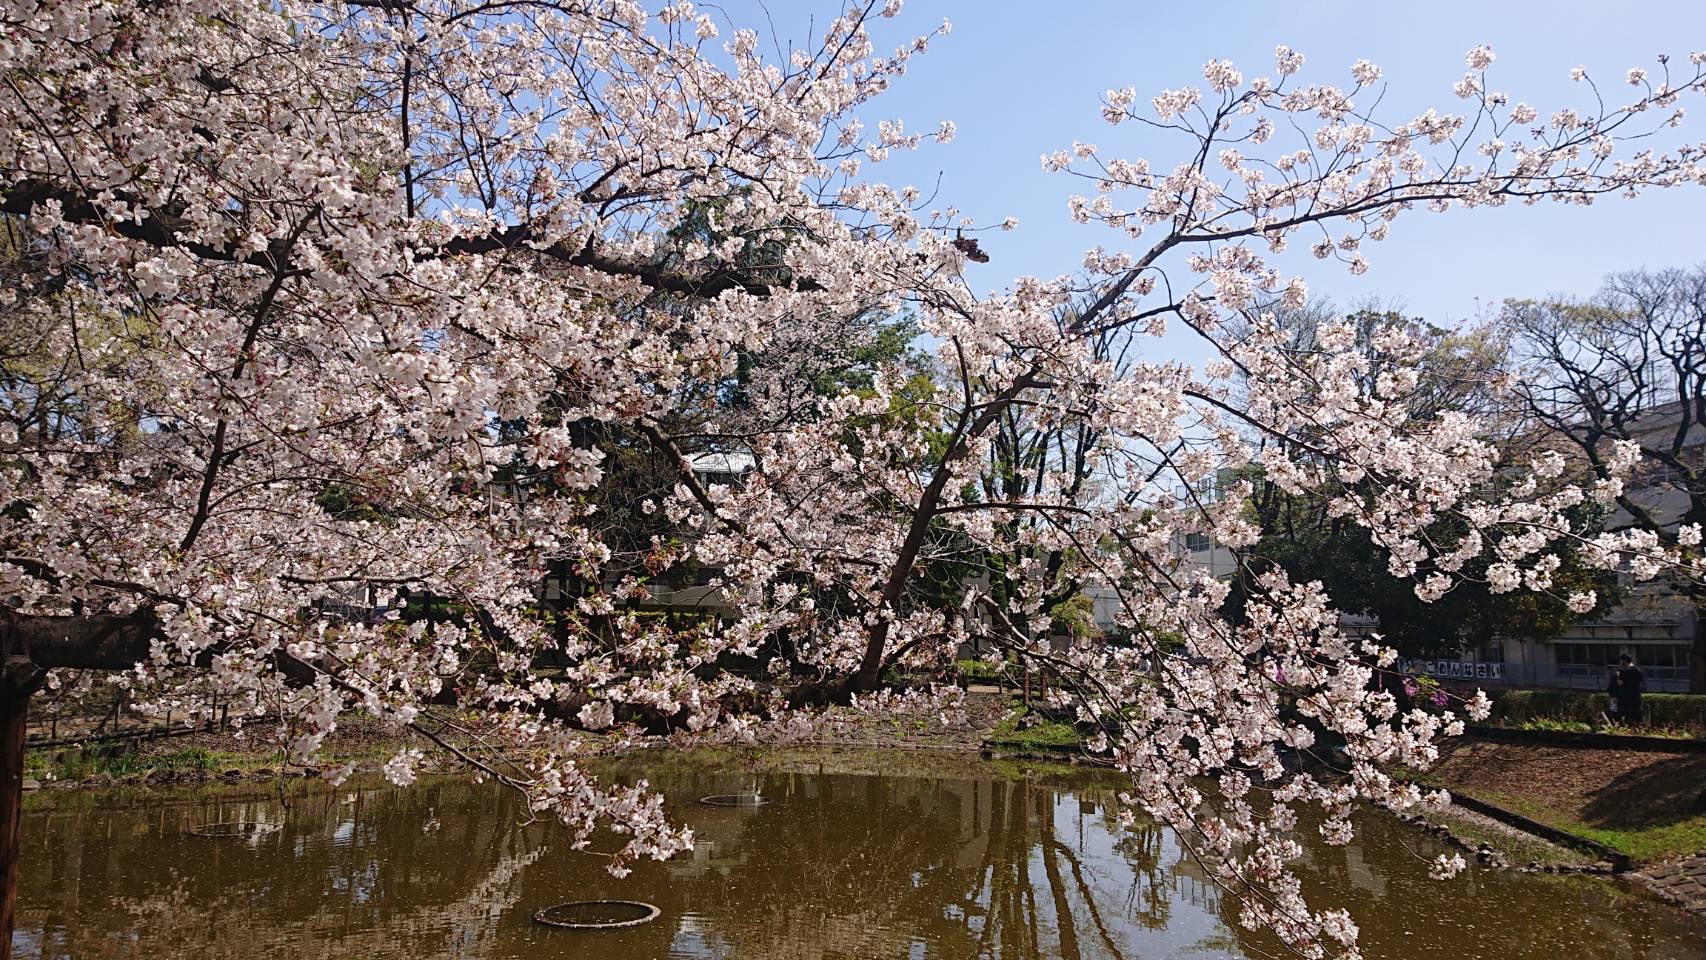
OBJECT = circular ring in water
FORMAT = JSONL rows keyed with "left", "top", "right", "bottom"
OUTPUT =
{"left": 185, "top": 821, "right": 281, "bottom": 838}
{"left": 697, "top": 793, "right": 769, "bottom": 807}
{"left": 532, "top": 900, "right": 661, "bottom": 929}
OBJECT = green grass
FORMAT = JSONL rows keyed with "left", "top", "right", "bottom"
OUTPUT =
{"left": 986, "top": 709, "right": 1083, "bottom": 749}
{"left": 27, "top": 746, "right": 240, "bottom": 782}
{"left": 1407, "top": 805, "right": 1583, "bottom": 867}
{"left": 1463, "top": 786, "right": 1706, "bottom": 862}
{"left": 1566, "top": 817, "right": 1706, "bottom": 861}
{"left": 1495, "top": 716, "right": 1698, "bottom": 739}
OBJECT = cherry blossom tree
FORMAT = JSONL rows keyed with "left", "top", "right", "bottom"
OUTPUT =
{"left": 4, "top": 1, "right": 1706, "bottom": 956}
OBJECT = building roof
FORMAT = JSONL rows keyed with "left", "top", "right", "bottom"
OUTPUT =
{"left": 688, "top": 450, "right": 756, "bottom": 475}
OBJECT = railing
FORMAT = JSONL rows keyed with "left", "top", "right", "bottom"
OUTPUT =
{"left": 26, "top": 718, "right": 225, "bottom": 750}
{"left": 1496, "top": 661, "right": 1691, "bottom": 693}
{"left": 1401, "top": 658, "right": 1691, "bottom": 693}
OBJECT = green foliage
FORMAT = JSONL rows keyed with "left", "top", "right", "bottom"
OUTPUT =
{"left": 28, "top": 745, "right": 232, "bottom": 781}
{"left": 1047, "top": 591, "right": 1095, "bottom": 637}
{"left": 987, "top": 709, "right": 1082, "bottom": 749}
{"left": 1502, "top": 716, "right": 1697, "bottom": 738}
{"left": 1508, "top": 717, "right": 1596, "bottom": 734}
{"left": 1491, "top": 689, "right": 1706, "bottom": 734}
{"left": 1239, "top": 500, "right": 1619, "bottom": 658}
{"left": 1225, "top": 308, "right": 1624, "bottom": 657}
{"left": 955, "top": 658, "right": 1006, "bottom": 682}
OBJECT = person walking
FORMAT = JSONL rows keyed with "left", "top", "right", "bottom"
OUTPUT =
{"left": 1608, "top": 654, "right": 1645, "bottom": 726}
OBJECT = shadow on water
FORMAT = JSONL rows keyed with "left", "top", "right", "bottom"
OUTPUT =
{"left": 15, "top": 752, "right": 1706, "bottom": 960}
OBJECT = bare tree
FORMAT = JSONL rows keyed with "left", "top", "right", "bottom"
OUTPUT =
{"left": 1507, "top": 265, "right": 1706, "bottom": 689}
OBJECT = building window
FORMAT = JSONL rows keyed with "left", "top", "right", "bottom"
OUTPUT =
{"left": 1556, "top": 643, "right": 1619, "bottom": 665}
{"left": 1484, "top": 643, "right": 1504, "bottom": 664}
{"left": 1630, "top": 644, "right": 1690, "bottom": 669}
{"left": 1184, "top": 532, "right": 1211, "bottom": 552}
{"left": 1554, "top": 642, "right": 1622, "bottom": 676}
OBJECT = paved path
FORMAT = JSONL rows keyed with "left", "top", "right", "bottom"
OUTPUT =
{"left": 1634, "top": 855, "right": 1706, "bottom": 915}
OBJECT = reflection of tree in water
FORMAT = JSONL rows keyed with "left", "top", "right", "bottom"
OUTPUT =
{"left": 1106, "top": 811, "right": 1176, "bottom": 930}
{"left": 1195, "top": 810, "right": 1706, "bottom": 960}
{"left": 26, "top": 767, "right": 1706, "bottom": 960}
{"left": 961, "top": 779, "right": 1179, "bottom": 960}
{"left": 17, "top": 770, "right": 1213, "bottom": 960}
{"left": 641, "top": 769, "right": 992, "bottom": 958}
{"left": 18, "top": 781, "right": 556, "bottom": 959}
{"left": 61, "top": 767, "right": 1706, "bottom": 960}
{"left": 663, "top": 771, "right": 1180, "bottom": 960}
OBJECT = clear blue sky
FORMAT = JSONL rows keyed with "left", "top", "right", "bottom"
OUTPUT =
{"left": 720, "top": 1, "right": 1706, "bottom": 333}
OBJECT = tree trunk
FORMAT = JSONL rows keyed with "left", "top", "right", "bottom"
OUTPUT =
{"left": 0, "top": 688, "right": 26, "bottom": 960}
{"left": 0, "top": 629, "right": 48, "bottom": 960}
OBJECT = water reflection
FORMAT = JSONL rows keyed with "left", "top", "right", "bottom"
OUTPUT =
{"left": 17, "top": 756, "right": 1706, "bottom": 959}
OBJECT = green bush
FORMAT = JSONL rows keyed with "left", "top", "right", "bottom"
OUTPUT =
{"left": 1490, "top": 689, "right": 1706, "bottom": 733}
{"left": 1511, "top": 717, "right": 1595, "bottom": 734}
{"left": 955, "top": 658, "right": 1007, "bottom": 682}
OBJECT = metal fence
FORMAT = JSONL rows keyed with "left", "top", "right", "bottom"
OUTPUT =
{"left": 1405, "top": 658, "right": 1692, "bottom": 693}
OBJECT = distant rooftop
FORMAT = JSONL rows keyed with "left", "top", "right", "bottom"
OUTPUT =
{"left": 688, "top": 450, "right": 756, "bottom": 475}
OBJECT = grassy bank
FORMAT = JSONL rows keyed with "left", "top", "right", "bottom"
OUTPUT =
{"left": 25, "top": 717, "right": 413, "bottom": 787}
{"left": 25, "top": 745, "right": 241, "bottom": 782}
{"left": 1423, "top": 738, "right": 1706, "bottom": 863}
{"left": 1458, "top": 786, "right": 1706, "bottom": 862}
{"left": 982, "top": 707, "right": 1085, "bottom": 753}
{"left": 625, "top": 742, "right": 1113, "bottom": 789}
{"left": 1488, "top": 717, "right": 1700, "bottom": 739}
{"left": 1402, "top": 801, "right": 1587, "bottom": 869}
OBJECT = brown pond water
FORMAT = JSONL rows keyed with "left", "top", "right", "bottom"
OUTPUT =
{"left": 16, "top": 752, "right": 1706, "bottom": 959}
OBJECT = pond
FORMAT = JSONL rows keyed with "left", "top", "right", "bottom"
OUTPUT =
{"left": 16, "top": 751, "right": 1706, "bottom": 959}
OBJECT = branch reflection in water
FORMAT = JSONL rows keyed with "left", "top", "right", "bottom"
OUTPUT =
{"left": 16, "top": 754, "right": 1706, "bottom": 959}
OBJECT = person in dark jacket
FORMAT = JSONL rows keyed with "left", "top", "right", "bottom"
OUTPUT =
{"left": 1608, "top": 654, "right": 1645, "bottom": 725}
